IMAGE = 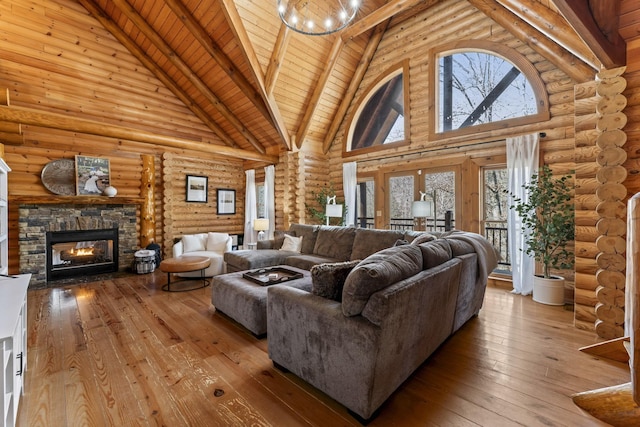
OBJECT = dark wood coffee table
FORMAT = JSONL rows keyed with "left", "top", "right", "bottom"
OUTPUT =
{"left": 159, "top": 255, "right": 211, "bottom": 292}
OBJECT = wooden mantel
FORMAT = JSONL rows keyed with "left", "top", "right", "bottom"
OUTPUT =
{"left": 11, "top": 195, "right": 145, "bottom": 205}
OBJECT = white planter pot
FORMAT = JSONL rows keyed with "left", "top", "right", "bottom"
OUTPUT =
{"left": 533, "top": 275, "right": 565, "bottom": 305}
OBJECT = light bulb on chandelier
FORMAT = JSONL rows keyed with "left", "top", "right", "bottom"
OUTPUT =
{"left": 277, "top": 0, "right": 360, "bottom": 36}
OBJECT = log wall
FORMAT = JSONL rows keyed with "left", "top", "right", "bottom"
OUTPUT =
{"left": 325, "top": 0, "right": 578, "bottom": 298}
{"left": 161, "top": 153, "right": 244, "bottom": 259}
{"left": 0, "top": 0, "right": 242, "bottom": 272}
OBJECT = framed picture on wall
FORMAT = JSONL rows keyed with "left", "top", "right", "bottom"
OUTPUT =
{"left": 186, "top": 175, "right": 208, "bottom": 202}
{"left": 217, "top": 189, "right": 236, "bottom": 215}
{"left": 75, "top": 155, "right": 111, "bottom": 195}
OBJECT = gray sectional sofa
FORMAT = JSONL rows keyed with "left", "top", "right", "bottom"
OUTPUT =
{"left": 217, "top": 223, "right": 498, "bottom": 422}
{"left": 267, "top": 232, "right": 498, "bottom": 422}
{"left": 224, "top": 223, "right": 425, "bottom": 272}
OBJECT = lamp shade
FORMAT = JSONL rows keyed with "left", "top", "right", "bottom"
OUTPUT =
{"left": 253, "top": 218, "right": 269, "bottom": 231}
{"left": 412, "top": 200, "right": 433, "bottom": 217}
{"left": 325, "top": 203, "right": 343, "bottom": 218}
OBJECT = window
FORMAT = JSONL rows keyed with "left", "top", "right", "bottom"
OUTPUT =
{"left": 356, "top": 179, "right": 375, "bottom": 228}
{"left": 423, "top": 171, "right": 455, "bottom": 232}
{"left": 256, "top": 184, "right": 265, "bottom": 218}
{"left": 430, "top": 41, "right": 548, "bottom": 139}
{"left": 345, "top": 61, "right": 410, "bottom": 155}
{"left": 388, "top": 175, "right": 415, "bottom": 231}
{"left": 482, "top": 166, "right": 510, "bottom": 272}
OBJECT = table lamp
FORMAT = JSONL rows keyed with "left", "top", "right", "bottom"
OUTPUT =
{"left": 253, "top": 218, "right": 269, "bottom": 241}
{"left": 325, "top": 195, "right": 343, "bottom": 226}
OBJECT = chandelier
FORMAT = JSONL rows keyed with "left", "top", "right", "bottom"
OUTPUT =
{"left": 277, "top": 0, "right": 360, "bottom": 36}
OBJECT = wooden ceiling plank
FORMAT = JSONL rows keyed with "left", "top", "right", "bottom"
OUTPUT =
{"left": 78, "top": 0, "right": 239, "bottom": 149}
{"left": 265, "top": 25, "right": 291, "bottom": 97}
{"left": 162, "top": 0, "right": 273, "bottom": 123}
{"left": 296, "top": 36, "right": 345, "bottom": 149}
{"left": 341, "top": 0, "right": 438, "bottom": 40}
{"left": 552, "top": 0, "right": 626, "bottom": 69}
{"left": 218, "top": 0, "right": 292, "bottom": 150}
{"left": 468, "top": 0, "right": 595, "bottom": 82}
{"left": 323, "top": 22, "right": 389, "bottom": 154}
{"left": 109, "top": 0, "right": 266, "bottom": 154}
{"left": 497, "top": 0, "right": 602, "bottom": 70}
{"left": 0, "top": 105, "right": 277, "bottom": 163}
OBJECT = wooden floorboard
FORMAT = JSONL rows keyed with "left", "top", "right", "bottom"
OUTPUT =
{"left": 16, "top": 271, "right": 629, "bottom": 426}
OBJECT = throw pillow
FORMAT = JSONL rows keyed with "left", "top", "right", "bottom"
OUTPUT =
{"left": 311, "top": 260, "right": 360, "bottom": 302}
{"left": 394, "top": 239, "right": 409, "bottom": 246}
{"left": 342, "top": 245, "right": 423, "bottom": 316}
{"left": 280, "top": 234, "right": 303, "bottom": 252}
{"left": 418, "top": 239, "right": 452, "bottom": 269}
{"left": 182, "top": 234, "right": 206, "bottom": 253}
{"left": 206, "top": 232, "right": 228, "bottom": 252}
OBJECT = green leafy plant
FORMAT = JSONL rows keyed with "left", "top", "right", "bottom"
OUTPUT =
{"left": 306, "top": 184, "right": 345, "bottom": 225}
{"left": 510, "top": 165, "right": 575, "bottom": 278}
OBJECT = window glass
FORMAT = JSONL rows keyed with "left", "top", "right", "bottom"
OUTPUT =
{"left": 423, "top": 171, "right": 455, "bottom": 232}
{"left": 356, "top": 180, "right": 375, "bottom": 228}
{"left": 438, "top": 51, "right": 536, "bottom": 132}
{"left": 388, "top": 175, "right": 414, "bottom": 231}
{"left": 256, "top": 184, "right": 265, "bottom": 218}
{"left": 482, "top": 167, "right": 510, "bottom": 272}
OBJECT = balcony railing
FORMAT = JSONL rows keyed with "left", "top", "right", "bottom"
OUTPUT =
{"left": 357, "top": 217, "right": 512, "bottom": 272}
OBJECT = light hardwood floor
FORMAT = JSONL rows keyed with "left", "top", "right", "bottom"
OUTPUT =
{"left": 17, "top": 271, "right": 628, "bottom": 426}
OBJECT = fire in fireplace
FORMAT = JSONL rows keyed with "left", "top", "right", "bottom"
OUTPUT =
{"left": 46, "top": 228, "right": 119, "bottom": 281}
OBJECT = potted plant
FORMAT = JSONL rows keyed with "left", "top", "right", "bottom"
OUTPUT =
{"left": 510, "top": 165, "right": 575, "bottom": 305}
{"left": 306, "top": 184, "right": 345, "bottom": 225}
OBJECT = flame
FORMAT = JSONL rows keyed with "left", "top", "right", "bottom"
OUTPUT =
{"left": 71, "top": 247, "right": 94, "bottom": 256}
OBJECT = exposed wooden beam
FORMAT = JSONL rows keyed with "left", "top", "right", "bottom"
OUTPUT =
{"left": 341, "top": 0, "right": 438, "bottom": 40}
{"left": 468, "top": 0, "right": 595, "bottom": 82}
{"left": 78, "top": 0, "right": 239, "bottom": 150}
{"left": 110, "top": 0, "right": 266, "bottom": 154}
{"left": 0, "top": 105, "right": 278, "bottom": 163}
{"left": 552, "top": 0, "right": 626, "bottom": 69}
{"left": 496, "top": 0, "right": 602, "bottom": 70}
{"left": 296, "top": 36, "right": 345, "bottom": 149}
{"left": 162, "top": 0, "right": 273, "bottom": 123}
{"left": 265, "top": 25, "right": 291, "bottom": 97}
{"left": 218, "top": 0, "right": 292, "bottom": 150}
{"left": 323, "top": 22, "right": 389, "bottom": 154}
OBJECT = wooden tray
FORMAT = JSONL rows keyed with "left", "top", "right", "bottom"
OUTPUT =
{"left": 243, "top": 266, "right": 303, "bottom": 286}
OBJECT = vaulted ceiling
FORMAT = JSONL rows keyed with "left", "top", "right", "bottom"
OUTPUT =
{"left": 34, "top": 1, "right": 633, "bottom": 157}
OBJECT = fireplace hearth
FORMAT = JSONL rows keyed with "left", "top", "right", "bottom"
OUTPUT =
{"left": 47, "top": 228, "right": 119, "bottom": 281}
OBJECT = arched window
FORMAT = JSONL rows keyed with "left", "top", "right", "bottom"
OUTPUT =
{"left": 345, "top": 61, "right": 410, "bottom": 155}
{"left": 431, "top": 41, "right": 548, "bottom": 138}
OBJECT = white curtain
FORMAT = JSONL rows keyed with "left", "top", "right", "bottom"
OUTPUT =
{"left": 343, "top": 161, "right": 357, "bottom": 226}
{"left": 244, "top": 169, "right": 257, "bottom": 246}
{"left": 265, "top": 165, "right": 275, "bottom": 239}
{"left": 507, "top": 133, "right": 539, "bottom": 295}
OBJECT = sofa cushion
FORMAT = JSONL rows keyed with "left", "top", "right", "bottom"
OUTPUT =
{"left": 419, "top": 240, "right": 452, "bottom": 269}
{"left": 280, "top": 234, "right": 303, "bottom": 252}
{"left": 224, "top": 249, "right": 296, "bottom": 271}
{"left": 285, "top": 254, "right": 340, "bottom": 271}
{"left": 350, "top": 228, "right": 405, "bottom": 260}
{"left": 289, "top": 224, "right": 319, "bottom": 254}
{"left": 313, "top": 226, "right": 356, "bottom": 261}
{"left": 182, "top": 234, "right": 206, "bottom": 253}
{"left": 445, "top": 238, "right": 475, "bottom": 256}
{"left": 311, "top": 260, "right": 360, "bottom": 302}
{"left": 206, "top": 232, "right": 228, "bottom": 252}
{"left": 342, "top": 245, "right": 423, "bottom": 316}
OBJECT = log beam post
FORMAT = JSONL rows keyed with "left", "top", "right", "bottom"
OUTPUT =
{"left": 141, "top": 154, "right": 156, "bottom": 248}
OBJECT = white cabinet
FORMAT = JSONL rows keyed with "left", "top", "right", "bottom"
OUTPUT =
{"left": 0, "top": 274, "right": 30, "bottom": 427}
{"left": 0, "top": 159, "right": 10, "bottom": 276}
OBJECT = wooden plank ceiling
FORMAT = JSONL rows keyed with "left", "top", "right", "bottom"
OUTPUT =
{"left": 27, "top": 0, "right": 629, "bottom": 156}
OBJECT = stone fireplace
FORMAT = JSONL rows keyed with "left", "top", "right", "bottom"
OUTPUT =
{"left": 19, "top": 203, "right": 138, "bottom": 289}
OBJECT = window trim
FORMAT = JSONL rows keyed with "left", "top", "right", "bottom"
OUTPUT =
{"left": 428, "top": 40, "right": 549, "bottom": 141}
{"left": 343, "top": 59, "right": 411, "bottom": 157}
